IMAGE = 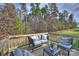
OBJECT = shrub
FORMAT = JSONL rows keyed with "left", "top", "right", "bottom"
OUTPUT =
{"left": 14, "top": 17, "right": 23, "bottom": 34}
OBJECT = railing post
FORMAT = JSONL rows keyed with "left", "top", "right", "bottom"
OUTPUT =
{"left": 7, "top": 36, "right": 10, "bottom": 54}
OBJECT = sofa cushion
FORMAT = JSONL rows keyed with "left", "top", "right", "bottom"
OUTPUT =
{"left": 58, "top": 43, "right": 72, "bottom": 49}
{"left": 60, "top": 37, "right": 72, "bottom": 45}
{"left": 41, "top": 34, "right": 48, "bottom": 43}
{"left": 34, "top": 40, "right": 42, "bottom": 45}
{"left": 30, "top": 35, "right": 40, "bottom": 42}
{"left": 38, "top": 35, "right": 42, "bottom": 40}
{"left": 41, "top": 40, "right": 48, "bottom": 43}
{"left": 41, "top": 34, "right": 48, "bottom": 40}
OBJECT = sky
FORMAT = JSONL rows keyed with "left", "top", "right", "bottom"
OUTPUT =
{"left": 57, "top": 3, "right": 79, "bottom": 23}
{"left": 15, "top": 3, "right": 79, "bottom": 23}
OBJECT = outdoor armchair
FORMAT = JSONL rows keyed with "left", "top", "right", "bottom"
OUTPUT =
{"left": 57, "top": 37, "right": 73, "bottom": 55}
{"left": 10, "top": 48, "right": 33, "bottom": 56}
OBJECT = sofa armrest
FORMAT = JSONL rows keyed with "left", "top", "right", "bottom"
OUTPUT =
{"left": 28, "top": 36, "right": 35, "bottom": 46}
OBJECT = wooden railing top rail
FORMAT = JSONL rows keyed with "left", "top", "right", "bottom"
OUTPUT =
{"left": 8, "top": 32, "right": 48, "bottom": 39}
{"left": 7, "top": 32, "right": 79, "bottom": 39}
{"left": 49, "top": 33, "right": 79, "bottom": 38}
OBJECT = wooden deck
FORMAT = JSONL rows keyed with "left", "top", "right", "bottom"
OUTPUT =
{"left": 20, "top": 44, "right": 79, "bottom": 56}
{"left": 30, "top": 47, "right": 79, "bottom": 56}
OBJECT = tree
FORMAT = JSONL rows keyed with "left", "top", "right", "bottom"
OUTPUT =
{"left": 30, "top": 3, "right": 42, "bottom": 33}
{"left": 68, "top": 14, "right": 74, "bottom": 23}
{"left": 68, "top": 13, "right": 77, "bottom": 28}
{"left": 20, "top": 3, "right": 27, "bottom": 34}
{"left": 62, "top": 10, "right": 69, "bottom": 29}
{"left": 0, "top": 3, "right": 16, "bottom": 35}
{"left": 47, "top": 3, "right": 58, "bottom": 31}
{"left": 40, "top": 5, "right": 49, "bottom": 32}
{"left": 41, "top": 5, "right": 48, "bottom": 19}
{"left": 48, "top": 3, "right": 58, "bottom": 17}
{"left": 16, "top": 8, "right": 22, "bottom": 19}
{"left": 63, "top": 10, "right": 69, "bottom": 21}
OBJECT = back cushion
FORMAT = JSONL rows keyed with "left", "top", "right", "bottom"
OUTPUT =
{"left": 60, "top": 37, "right": 72, "bottom": 45}
{"left": 30, "top": 35, "right": 40, "bottom": 42}
{"left": 38, "top": 35, "right": 42, "bottom": 40}
{"left": 41, "top": 34, "right": 48, "bottom": 40}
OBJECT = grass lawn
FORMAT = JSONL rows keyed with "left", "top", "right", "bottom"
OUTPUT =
{"left": 54, "top": 28, "right": 79, "bottom": 36}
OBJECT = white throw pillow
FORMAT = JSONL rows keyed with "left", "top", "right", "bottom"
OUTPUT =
{"left": 41, "top": 34, "right": 48, "bottom": 43}
{"left": 38, "top": 35, "right": 42, "bottom": 40}
{"left": 30, "top": 35, "right": 39, "bottom": 41}
{"left": 41, "top": 34, "right": 48, "bottom": 40}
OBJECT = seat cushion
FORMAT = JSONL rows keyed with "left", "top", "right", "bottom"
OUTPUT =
{"left": 41, "top": 40, "right": 48, "bottom": 43}
{"left": 34, "top": 40, "right": 42, "bottom": 45}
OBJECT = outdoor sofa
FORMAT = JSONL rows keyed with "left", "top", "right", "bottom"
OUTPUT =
{"left": 28, "top": 34, "right": 48, "bottom": 51}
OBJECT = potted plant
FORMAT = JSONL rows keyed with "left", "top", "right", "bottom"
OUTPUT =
{"left": 49, "top": 42, "right": 55, "bottom": 51}
{"left": 50, "top": 42, "right": 54, "bottom": 47}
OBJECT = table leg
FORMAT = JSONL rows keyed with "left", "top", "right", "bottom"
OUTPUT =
{"left": 43, "top": 49, "right": 44, "bottom": 56}
{"left": 68, "top": 50, "right": 70, "bottom": 56}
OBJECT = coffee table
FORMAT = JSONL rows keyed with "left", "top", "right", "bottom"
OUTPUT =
{"left": 43, "top": 47, "right": 61, "bottom": 56}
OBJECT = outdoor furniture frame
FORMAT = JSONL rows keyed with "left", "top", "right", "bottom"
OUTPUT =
{"left": 43, "top": 47, "right": 61, "bottom": 56}
{"left": 57, "top": 37, "right": 73, "bottom": 56}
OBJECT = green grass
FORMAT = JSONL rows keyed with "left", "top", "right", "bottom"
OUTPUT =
{"left": 55, "top": 28, "right": 79, "bottom": 36}
{"left": 73, "top": 38, "right": 79, "bottom": 48}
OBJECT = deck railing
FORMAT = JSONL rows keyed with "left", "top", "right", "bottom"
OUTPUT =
{"left": 0, "top": 32, "right": 48, "bottom": 55}
{"left": 0, "top": 32, "right": 79, "bottom": 55}
{"left": 49, "top": 33, "right": 79, "bottom": 50}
